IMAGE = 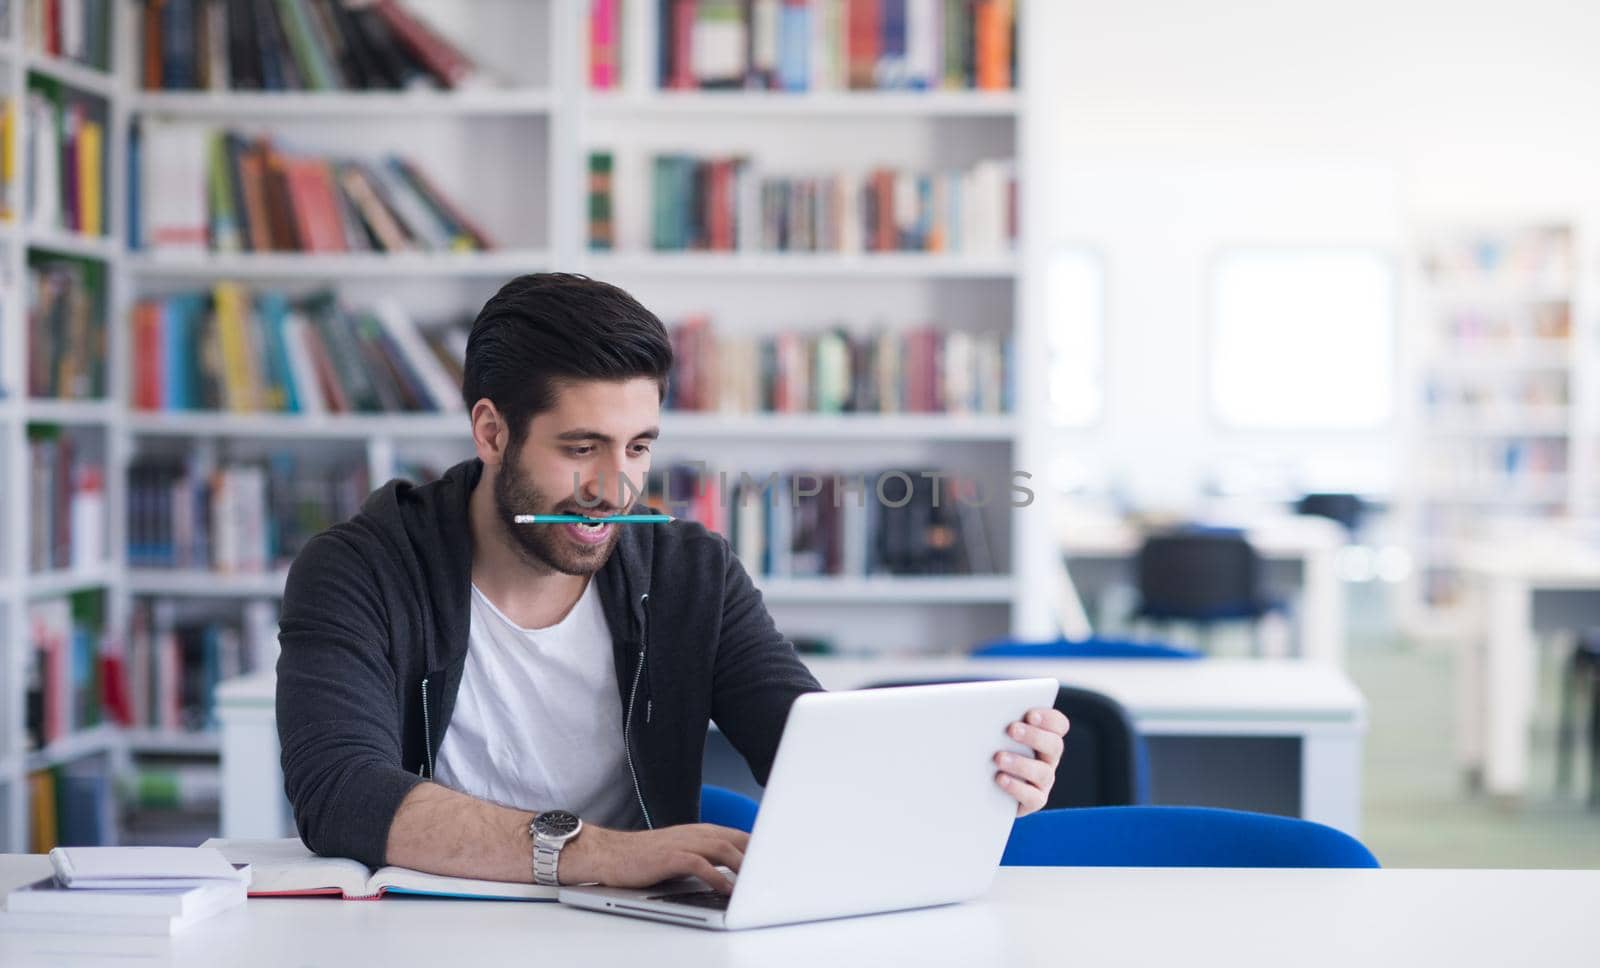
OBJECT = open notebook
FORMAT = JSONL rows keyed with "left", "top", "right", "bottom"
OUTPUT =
{"left": 201, "top": 838, "right": 556, "bottom": 902}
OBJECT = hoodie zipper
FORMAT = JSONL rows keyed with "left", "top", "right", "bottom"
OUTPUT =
{"left": 623, "top": 592, "right": 654, "bottom": 829}
{"left": 420, "top": 677, "right": 435, "bottom": 780}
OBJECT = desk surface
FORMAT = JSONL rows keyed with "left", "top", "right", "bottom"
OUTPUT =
{"left": 221, "top": 658, "right": 1365, "bottom": 732}
{"left": 1, "top": 856, "right": 1592, "bottom": 968}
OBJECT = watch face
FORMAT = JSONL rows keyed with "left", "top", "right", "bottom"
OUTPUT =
{"left": 535, "top": 810, "right": 581, "bottom": 838}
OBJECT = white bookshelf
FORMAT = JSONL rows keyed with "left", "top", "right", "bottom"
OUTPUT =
{"left": 0, "top": 0, "right": 1052, "bottom": 851}
{"left": 0, "top": 0, "right": 126, "bottom": 853}
{"left": 1400, "top": 221, "right": 1588, "bottom": 637}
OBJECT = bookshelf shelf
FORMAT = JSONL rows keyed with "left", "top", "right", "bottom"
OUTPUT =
{"left": 23, "top": 723, "right": 120, "bottom": 773}
{"left": 126, "top": 569, "right": 289, "bottom": 599}
{"left": 23, "top": 565, "right": 113, "bottom": 600}
{"left": 127, "top": 250, "right": 554, "bottom": 281}
{"left": 131, "top": 89, "right": 557, "bottom": 119}
{"left": 25, "top": 227, "right": 119, "bottom": 262}
{"left": 585, "top": 252, "right": 1018, "bottom": 279}
{"left": 23, "top": 51, "right": 115, "bottom": 96}
{"left": 756, "top": 576, "right": 1016, "bottom": 604}
{"left": 124, "top": 411, "right": 1017, "bottom": 442}
{"left": 585, "top": 90, "right": 1020, "bottom": 118}
{"left": 21, "top": 398, "right": 116, "bottom": 425}
{"left": 122, "top": 730, "right": 223, "bottom": 756}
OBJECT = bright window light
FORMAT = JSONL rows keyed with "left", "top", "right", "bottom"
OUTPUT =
{"left": 1210, "top": 249, "right": 1395, "bottom": 430}
{"left": 1047, "top": 248, "right": 1104, "bottom": 427}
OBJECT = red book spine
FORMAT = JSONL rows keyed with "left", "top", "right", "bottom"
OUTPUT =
{"left": 873, "top": 170, "right": 896, "bottom": 251}
{"left": 670, "top": 0, "right": 696, "bottom": 89}
{"left": 847, "top": 0, "right": 880, "bottom": 89}
{"left": 710, "top": 160, "right": 733, "bottom": 251}
{"left": 372, "top": 0, "right": 475, "bottom": 87}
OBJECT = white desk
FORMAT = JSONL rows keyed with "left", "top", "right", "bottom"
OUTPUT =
{"left": 1459, "top": 537, "right": 1600, "bottom": 796}
{"left": 221, "top": 658, "right": 1365, "bottom": 839}
{"left": 1061, "top": 513, "right": 1348, "bottom": 667}
{"left": 1, "top": 856, "right": 1593, "bottom": 968}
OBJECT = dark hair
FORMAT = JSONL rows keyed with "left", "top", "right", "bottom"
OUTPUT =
{"left": 462, "top": 273, "right": 673, "bottom": 444}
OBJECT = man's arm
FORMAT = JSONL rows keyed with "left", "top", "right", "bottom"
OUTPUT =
{"left": 385, "top": 783, "right": 750, "bottom": 892}
{"left": 710, "top": 542, "right": 825, "bottom": 783}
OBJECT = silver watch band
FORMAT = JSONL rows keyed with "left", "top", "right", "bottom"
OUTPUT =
{"left": 532, "top": 841, "right": 562, "bottom": 887}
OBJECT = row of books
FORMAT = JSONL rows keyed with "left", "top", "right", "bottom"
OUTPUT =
{"left": 27, "top": 424, "right": 106, "bottom": 574}
{"left": 1421, "top": 373, "right": 1569, "bottom": 416}
{"left": 1420, "top": 225, "right": 1573, "bottom": 290}
{"left": 1420, "top": 440, "right": 1568, "bottom": 488}
{"left": 25, "top": 590, "right": 109, "bottom": 751}
{"left": 593, "top": 152, "right": 1015, "bottom": 253}
{"left": 125, "top": 600, "right": 280, "bottom": 732}
{"left": 28, "top": 252, "right": 108, "bottom": 400}
{"left": 131, "top": 286, "right": 467, "bottom": 414}
{"left": 27, "top": 0, "right": 113, "bottom": 72}
{"left": 649, "top": 463, "right": 998, "bottom": 577}
{"left": 25, "top": 76, "right": 109, "bottom": 238}
{"left": 127, "top": 453, "right": 369, "bottom": 572}
{"left": 141, "top": 0, "right": 482, "bottom": 91}
{"left": 664, "top": 316, "right": 1012, "bottom": 415}
{"left": 594, "top": 0, "right": 1015, "bottom": 92}
{"left": 136, "top": 124, "right": 494, "bottom": 254}
{"left": 26, "top": 763, "right": 115, "bottom": 853}
{"left": 1431, "top": 302, "right": 1571, "bottom": 346}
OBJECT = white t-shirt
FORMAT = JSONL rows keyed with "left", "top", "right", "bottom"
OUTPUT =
{"left": 433, "top": 579, "right": 643, "bottom": 830}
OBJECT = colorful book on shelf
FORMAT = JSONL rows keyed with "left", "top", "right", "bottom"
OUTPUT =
{"left": 201, "top": 838, "right": 557, "bottom": 901}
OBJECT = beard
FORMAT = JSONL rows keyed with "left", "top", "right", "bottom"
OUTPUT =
{"left": 492, "top": 445, "right": 622, "bottom": 576}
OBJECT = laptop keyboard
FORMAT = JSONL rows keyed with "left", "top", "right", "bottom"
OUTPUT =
{"left": 646, "top": 889, "right": 731, "bottom": 910}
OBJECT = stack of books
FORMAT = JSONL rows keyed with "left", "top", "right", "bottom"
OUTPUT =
{"left": 26, "top": 425, "right": 107, "bottom": 573}
{"left": 590, "top": 0, "right": 1017, "bottom": 92}
{"left": 141, "top": 0, "right": 484, "bottom": 91}
{"left": 25, "top": 75, "right": 109, "bottom": 238}
{"left": 26, "top": 0, "right": 114, "bottom": 71}
{"left": 27, "top": 252, "right": 109, "bottom": 401}
{"left": 663, "top": 315, "right": 1012, "bottom": 415}
{"left": 588, "top": 150, "right": 1015, "bottom": 254}
{"left": 0, "top": 846, "right": 250, "bottom": 936}
{"left": 134, "top": 126, "right": 494, "bottom": 255}
{"left": 131, "top": 287, "right": 466, "bottom": 415}
{"left": 123, "top": 600, "right": 282, "bottom": 734}
{"left": 26, "top": 591, "right": 111, "bottom": 751}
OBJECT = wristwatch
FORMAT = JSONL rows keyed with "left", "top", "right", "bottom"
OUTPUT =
{"left": 530, "top": 810, "right": 583, "bottom": 887}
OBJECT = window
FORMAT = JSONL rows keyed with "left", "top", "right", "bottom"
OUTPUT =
{"left": 1047, "top": 248, "right": 1105, "bottom": 427}
{"left": 1210, "top": 249, "right": 1395, "bottom": 430}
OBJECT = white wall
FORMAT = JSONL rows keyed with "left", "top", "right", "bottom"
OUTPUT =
{"left": 1033, "top": 0, "right": 1600, "bottom": 507}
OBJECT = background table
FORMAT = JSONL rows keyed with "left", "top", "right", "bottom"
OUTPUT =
{"left": 1, "top": 856, "right": 1593, "bottom": 967}
{"left": 1458, "top": 536, "right": 1600, "bottom": 796}
{"left": 223, "top": 657, "right": 1366, "bottom": 839}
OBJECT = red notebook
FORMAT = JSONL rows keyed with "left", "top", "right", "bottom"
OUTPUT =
{"left": 201, "top": 838, "right": 555, "bottom": 902}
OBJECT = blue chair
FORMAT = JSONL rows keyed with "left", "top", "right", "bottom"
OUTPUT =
{"left": 972, "top": 635, "right": 1202, "bottom": 660}
{"left": 1001, "top": 806, "right": 1379, "bottom": 868}
{"left": 700, "top": 784, "right": 760, "bottom": 832}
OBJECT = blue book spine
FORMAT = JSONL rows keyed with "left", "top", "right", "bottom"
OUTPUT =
{"left": 880, "top": 0, "right": 908, "bottom": 88}
{"left": 127, "top": 122, "right": 142, "bottom": 249}
{"left": 777, "top": 3, "right": 810, "bottom": 92}
{"left": 257, "top": 292, "right": 301, "bottom": 413}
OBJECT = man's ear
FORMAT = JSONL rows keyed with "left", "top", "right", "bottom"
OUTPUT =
{"left": 470, "top": 399, "right": 510, "bottom": 465}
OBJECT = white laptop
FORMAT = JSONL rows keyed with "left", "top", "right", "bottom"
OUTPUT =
{"left": 559, "top": 677, "right": 1057, "bottom": 930}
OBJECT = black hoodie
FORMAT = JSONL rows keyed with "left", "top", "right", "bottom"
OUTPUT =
{"left": 275, "top": 458, "right": 822, "bottom": 869}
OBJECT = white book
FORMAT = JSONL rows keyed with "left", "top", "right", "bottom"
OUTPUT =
{"left": 27, "top": 92, "right": 58, "bottom": 231}
{"left": 372, "top": 299, "right": 465, "bottom": 413}
{"left": 907, "top": 0, "right": 940, "bottom": 89}
{"left": 281, "top": 313, "right": 328, "bottom": 417}
{"left": 6, "top": 876, "right": 245, "bottom": 918}
{"left": 142, "top": 122, "right": 210, "bottom": 254}
{"left": 201, "top": 838, "right": 556, "bottom": 902}
{"left": 0, "top": 888, "right": 246, "bottom": 936}
{"left": 49, "top": 847, "right": 248, "bottom": 891}
{"left": 810, "top": 0, "right": 841, "bottom": 91}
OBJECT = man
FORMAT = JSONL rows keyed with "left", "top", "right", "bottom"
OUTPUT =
{"left": 276, "top": 273, "right": 1069, "bottom": 893}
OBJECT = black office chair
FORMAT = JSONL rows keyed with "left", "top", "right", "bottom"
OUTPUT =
{"left": 1556, "top": 629, "right": 1600, "bottom": 808}
{"left": 1294, "top": 493, "right": 1366, "bottom": 537}
{"left": 1132, "top": 527, "right": 1280, "bottom": 656}
{"left": 864, "top": 678, "right": 1145, "bottom": 808}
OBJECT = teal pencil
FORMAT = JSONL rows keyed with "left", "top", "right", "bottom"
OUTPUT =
{"left": 514, "top": 514, "right": 674, "bottom": 524}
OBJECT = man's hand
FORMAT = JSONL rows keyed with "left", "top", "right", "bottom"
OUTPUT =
{"left": 994, "top": 707, "right": 1070, "bottom": 816}
{"left": 559, "top": 823, "right": 749, "bottom": 894}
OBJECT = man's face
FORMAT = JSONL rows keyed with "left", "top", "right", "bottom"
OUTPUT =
{"left": 492, "top": 377, "right": 661, "bottom": 576}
